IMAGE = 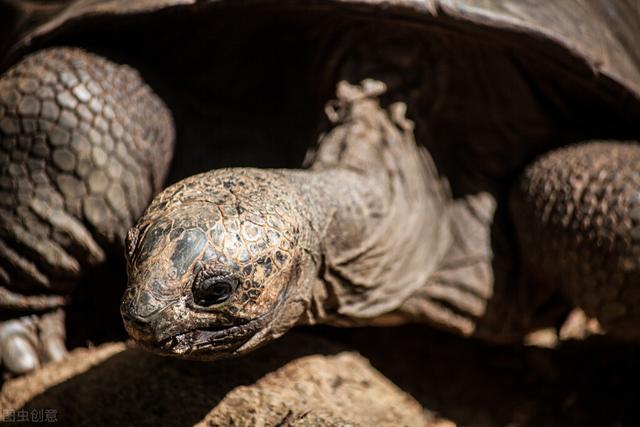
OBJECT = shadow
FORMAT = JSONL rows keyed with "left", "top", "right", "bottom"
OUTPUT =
{"left": 17, "top": 332, "right": 343, "bottom": 427}
{"left": 8, "top": 322, "right": 640, "bottom": 426}
{"left": 65, "top": 256, "right": 129, "bottom": 349}
{"left": 317, "top": 325, "right": 640, "bottom": 427}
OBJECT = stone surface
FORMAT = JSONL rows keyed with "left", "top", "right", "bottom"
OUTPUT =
{"left": 0, "top": 333, "right": 428, "bottom": 427}
{"left": 198, "top": 352, "right": 425, "bottom": 427}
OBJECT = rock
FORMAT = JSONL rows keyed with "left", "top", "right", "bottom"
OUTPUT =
{"left": 198, "top": 352, "right": 425, "bottom": 427}
{"left": 0, "top": 333, "right": 428, "bottom": 426}
{"left": 0, "top": 342, "right": 125, "bottom": 412}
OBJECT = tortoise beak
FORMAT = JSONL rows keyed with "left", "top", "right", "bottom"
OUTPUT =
{"left": 120, "top": 285, "right": 181, "bottom": 344}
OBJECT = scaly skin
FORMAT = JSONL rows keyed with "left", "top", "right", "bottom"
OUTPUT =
{"left": 511, "top": 142, "right": 640, "bottom": 339}
{"left": 0, "top": 47, "right": 174, "bottom": 373}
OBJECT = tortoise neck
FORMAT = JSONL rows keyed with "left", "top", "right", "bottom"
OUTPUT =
{"left": 285, "top": 81, "right": 452, "bottom": 325}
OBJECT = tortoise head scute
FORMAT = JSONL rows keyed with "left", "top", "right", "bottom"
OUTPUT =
{"left": 121, "top": 169, "right": 312, "bottom": 359}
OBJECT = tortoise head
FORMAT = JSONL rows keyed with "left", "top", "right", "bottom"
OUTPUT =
{"left": 121, "top": 169, "right": 312, "bottom": 360}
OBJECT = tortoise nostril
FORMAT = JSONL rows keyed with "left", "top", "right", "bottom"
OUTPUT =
{"left": 132, "top": 289, "right": 167, "bottom": 318}
{"left": 131, "top": 315, "right": 149, "bottom": 327}
{"left": 191, "top": 275, "right": 238, "bottom": 308}
{"left": 122, "top": 310, "right": 152, "bottom": 332}
{"left": 121, "top": 287, "right": 166, "bottom": 327}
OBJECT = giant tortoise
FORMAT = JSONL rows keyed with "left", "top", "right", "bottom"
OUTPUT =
{"left": 0, "top": 0, "right": 639, "bottom": 373}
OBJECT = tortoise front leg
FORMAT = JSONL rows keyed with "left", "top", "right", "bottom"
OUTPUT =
{"left": 510, "top": 141, "right": 640, "bottom": 339}
{"left": 0, "top": 47, "right": 174, "bottom": 374}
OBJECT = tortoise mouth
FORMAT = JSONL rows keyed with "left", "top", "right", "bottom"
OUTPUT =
{"left": 155, "top": 260, "right": 296, "bottom": 359}
{"left": 141, "top": 285, "right": 291, "bottom": 359}
{"left": 153, "top": 314, "right": 270, "bottom": 359}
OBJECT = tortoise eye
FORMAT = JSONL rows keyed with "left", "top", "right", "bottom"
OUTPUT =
{"left": 191, "top": 274, "right": 238, "bottom": 307}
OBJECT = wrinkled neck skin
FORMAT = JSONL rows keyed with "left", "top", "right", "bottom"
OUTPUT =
{"left": 288, "top": 81, "right": 451, "bottom": 327}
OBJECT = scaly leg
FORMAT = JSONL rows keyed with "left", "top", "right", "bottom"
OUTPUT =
{"left": 510, "top": 141, "right": 640, "bottom": 339}
{"left": 0, "top": 47, "right": 174, "bottom": 373}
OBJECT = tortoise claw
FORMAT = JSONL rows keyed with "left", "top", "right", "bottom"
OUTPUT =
{"left": 0, "top": 309, "right": 67, "bottom": 376}
{"left": 1, "top": 333, "right": 40, "bottom": 374}
{"left": 39, "top": 309, "right": 67, "bottom": 363}
{"left": 0, "top": 317, "right": 39, "bottom": 374}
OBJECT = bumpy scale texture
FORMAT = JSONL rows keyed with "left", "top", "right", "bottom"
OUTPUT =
{"left": 0, "top": 48, "right": 174, "bottom": 307}
{"left": 511, "top": 141, "right": 640, "bottom": 337}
